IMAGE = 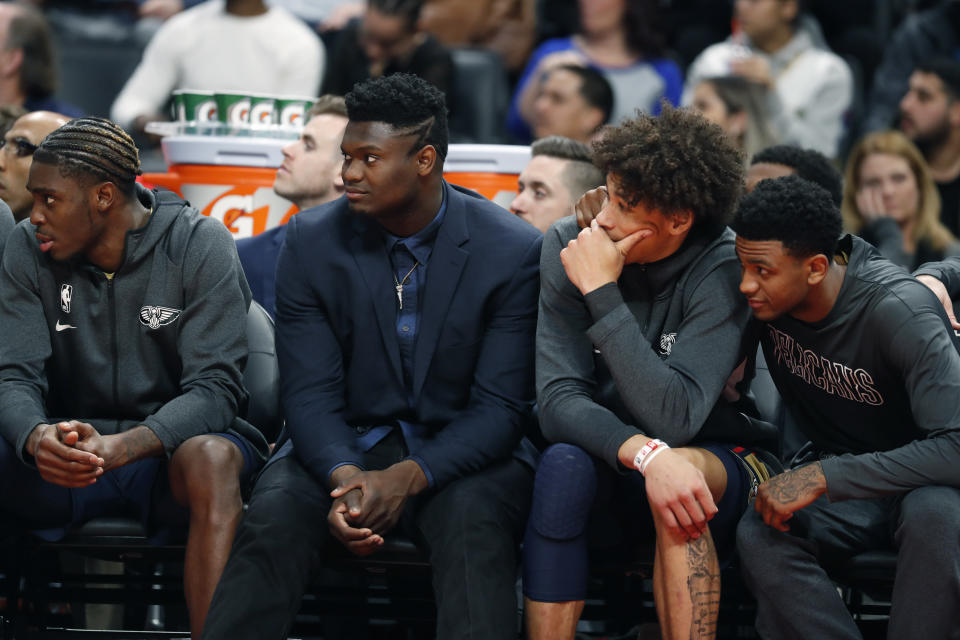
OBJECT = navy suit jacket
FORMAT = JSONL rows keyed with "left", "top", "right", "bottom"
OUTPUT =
{"left": 236, "top": 225, "right": 287, "bottom": 318}
{"left": 274, "top": 181, "right": 542, "bottom": 489}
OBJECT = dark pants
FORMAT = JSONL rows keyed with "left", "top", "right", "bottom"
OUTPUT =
{"left": 201, "top": 439, "right": 534, "bottom": 640}
{"left": 736, "top": 486, "right": 960, "bottom": 640}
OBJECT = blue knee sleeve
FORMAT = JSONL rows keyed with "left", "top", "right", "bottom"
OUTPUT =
{"left": 531, "top": 443, "right": 597, "bottom": 539}
{"left": 523, "top": 444, "right": 598, "bottom": 602}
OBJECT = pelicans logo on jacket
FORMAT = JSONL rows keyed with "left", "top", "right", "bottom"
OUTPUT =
{"left": 140, "top": 306, "right": 181, "bottom": 330}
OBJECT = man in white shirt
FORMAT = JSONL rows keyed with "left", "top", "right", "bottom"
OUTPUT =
{"left": 110, "top": 0, "right": 324, "bottom": 134}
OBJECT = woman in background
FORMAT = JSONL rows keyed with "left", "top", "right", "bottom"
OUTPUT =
{"left": 507, "top": 0, "right": 681, "bottom": 142}
{"left": 690, "top": 75, "right": 777, "bottom": 164}
{"left": 842, "top": 130, "right": 960, "bottom": 270}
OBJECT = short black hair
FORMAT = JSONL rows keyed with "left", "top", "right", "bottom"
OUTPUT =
{"left": 368, "top": 0, "right": 424, "bottom": 29}
{"left": 751, "top": 145, "right": 843, "bottom": 206}
{"left": 345, "top": 73, "right": 449, "bottom": 162}
{"left": 6, "top": 4, "right": 57, "bottom": 100}
{"left": 33, "top": 117, "right": 140, "bottom": 196}
{"left": 733, "top": 174, "right": 842, "bottom": 259}
{"left": 552, "top": 64, "right": 613, "bottom": 126}
{"left": 915, "top": 56, "right": 960, "bottom": 101}
{"left": 591, "top": 105, "right": 744, "bottom": 230}
{"left": 531, "top": 135, "right": 604, "bottom": 199}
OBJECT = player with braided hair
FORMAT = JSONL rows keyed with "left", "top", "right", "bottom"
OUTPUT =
{"left": 0, "top": 116, "right": 269, "bottom": 639}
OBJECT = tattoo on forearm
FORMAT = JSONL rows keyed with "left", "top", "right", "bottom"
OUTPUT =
{"left": 768, "top": 462, "right": 824, "bottom": 504}
{"left": 686, "top": 534, "right": 720, "bottom": 639}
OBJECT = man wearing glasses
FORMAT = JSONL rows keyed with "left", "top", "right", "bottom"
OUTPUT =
{"left": 0, "top": 110, "right": 70, "bottom": 222}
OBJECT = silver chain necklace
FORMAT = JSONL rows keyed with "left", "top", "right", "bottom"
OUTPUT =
{"left": 393, "top": 260, "right": 420, "bottom": 310}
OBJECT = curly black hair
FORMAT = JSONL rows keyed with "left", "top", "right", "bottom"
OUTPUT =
{"left": 345, "top": 73, "right": 448, "bottom": 161}
{"left": 591, "top": 105, "right": 744, "bottom": 229}
{"left": 751, "top": 145, "right": 842, "bottom": 206}
{"left": 33, "top": 116, "right": 140, "bottom": 196}
{"left": 732, "top": 174, "right": 842, "bottom": 259}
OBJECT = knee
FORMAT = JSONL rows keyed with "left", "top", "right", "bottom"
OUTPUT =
{"left": 896, "top": 487, "right": 960, "bottom": 548}
{"left": 530, "top": 444, "right": 597, "bottom": 540}
{"left": 170, "top": 436, "right": 243, "bottom": 509}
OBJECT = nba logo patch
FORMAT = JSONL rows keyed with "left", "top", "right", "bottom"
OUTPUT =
{"left": 60, "top": 284, "right": 72, "bottom": 313}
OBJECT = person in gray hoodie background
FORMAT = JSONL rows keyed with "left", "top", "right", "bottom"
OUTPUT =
{"left": 0, "top": 117, "right": 268, "bottom": 639}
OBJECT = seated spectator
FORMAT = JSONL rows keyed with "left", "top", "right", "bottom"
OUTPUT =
{"left": 201, "top": 74, "right": 541, "bottom": 640}
{"left": 529, "top": 64, "right": 612, "bottom": 145}
{"left": 236, "top": 95, "right": 348, "bottom": 317}
{"left": 842, "top": 130, "right": 960, "bottom": 271}
{"left": 419, "top": 0, "right": 536, "bottom": 74}
{"left": 508, "top": 0, "right": 682, "bottom": 142}
{"left": 0, "top": 110, "right": 70, "bottom": 222}
{"left": 509, "top": 135, "right": 604, "bottom": 233}
{"left": 745, "top": 144, "right": 843, "bottom": 204}
{"left": 860, "top": 0, "right": 960, "bottom": 136}
{"left": 690, "top": 75, "right": 778, "bottom": 164}
{"left": 110, "top": 0, "right": 324, "bottom": 134}
{"left": 898, "top": 57, "right": 960, "bottom": 236}
{"left": 733, "top": 175, "right": 960, "bottom": 640}
{"left": 0, "top": 3, "right": 82, "bottom": 117}
{"left": 527, "top": 106, "right": 772, "bottom": 640}
{"left": 683, "top": 0, "right": 852, "bottom": 160}
{"left": 322, "top": 0, "right": 454, "bottom": 102}
{"left": 0, "top": 117, "right": 270, "bottom": 640}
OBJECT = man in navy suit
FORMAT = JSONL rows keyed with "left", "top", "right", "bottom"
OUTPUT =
{"left": 235, "top": 95, "right": 349, "bottom": 317}
{"left": 202, "top": 74, "right": 542, "bottom": 639}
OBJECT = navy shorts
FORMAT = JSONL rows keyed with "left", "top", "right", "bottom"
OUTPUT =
{"left": 0, "top": 432, "right": 260, "bottom": 544}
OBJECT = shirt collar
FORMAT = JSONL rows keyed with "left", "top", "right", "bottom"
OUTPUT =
{"left": 383, "top": 184, "right": 447, "bottom": 265}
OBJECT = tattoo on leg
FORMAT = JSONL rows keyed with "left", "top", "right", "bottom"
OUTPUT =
{"left": 686, "top": 534, "right": 720, "bottom": 640}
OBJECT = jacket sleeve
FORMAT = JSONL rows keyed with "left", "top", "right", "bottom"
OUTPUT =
{"left": 274, "top": 215, "right": 363, "bottom": 485}
{"left": 914, "top": 256, "right": 960, "bottom": 299}
{"left": 140, "top": 219, "right": 250, "bottom": 453}
{"left": 862, "top": 218, "right": 911, "bottom": 270}
{"left": 0, "top": 228, "right": 52, "bottom": 462}
{"left": 410, "top": 232, "right": 542, "bottom": 488}
{"left": 821, "top": 298, "right": 960, "bottom": 500}
{"left": 766, "top": 53, "right": 853, "bottom": 158}
{"left": 109, "top": 16, "right": 182, "bottom": 129}
{"left": 536, "top": 224, "right": 640, "bottom": 469}
{"left": 583, "top": 254, "right": 751, "bottom": 448}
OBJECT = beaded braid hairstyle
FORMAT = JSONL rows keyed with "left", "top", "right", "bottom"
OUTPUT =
{"left": 32, "top": 117, "right": 141, "bottom": 197}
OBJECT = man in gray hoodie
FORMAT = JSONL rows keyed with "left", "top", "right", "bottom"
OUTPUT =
{"left": 0, "top": 117, "right": 268, "bottom": 639}
{"left": 526, "top": 106, "right": 771, "bottom": 640}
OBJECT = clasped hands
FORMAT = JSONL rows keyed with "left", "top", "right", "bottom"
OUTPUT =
{"left": 327, "top": 460, "right": 428, "bottom": 556}
{"left": 26, "top": 420, "right": 115, "bottom": 488}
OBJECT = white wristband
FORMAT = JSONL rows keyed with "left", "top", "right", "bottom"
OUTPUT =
{"left": 633, "top": 438, "right": 669, "bottom": 475}
{"left": 640, "top": 445, "right": 669, "bottom": 475}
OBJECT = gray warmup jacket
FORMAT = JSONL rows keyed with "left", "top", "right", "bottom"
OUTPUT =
{"left": 537, "top": 217, "right": 754, "bottom": 470}
{"left": 0, "top": 199, "right": 13, "bottom": 259}
{"left": 0, "top": 186, "right": 268, "bottom": 463}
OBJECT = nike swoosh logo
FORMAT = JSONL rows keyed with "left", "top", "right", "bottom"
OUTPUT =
{"left": 55, "top": 320, "right": 77, "bottom": 332}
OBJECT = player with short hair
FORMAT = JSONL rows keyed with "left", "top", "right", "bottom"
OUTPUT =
{"left": 510, "top": 135, "right": 604, "bottom": 233}
{"left": 733, "top": 174, "right": 960, "bottom": 639}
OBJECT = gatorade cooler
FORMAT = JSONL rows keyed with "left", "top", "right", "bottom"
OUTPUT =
{"left": 142, "top": 136, "right": 530, "bottom": 239}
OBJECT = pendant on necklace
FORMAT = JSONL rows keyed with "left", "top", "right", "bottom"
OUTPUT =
{"left": 396, "top": 283, "right": 404, "bottom": 309}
